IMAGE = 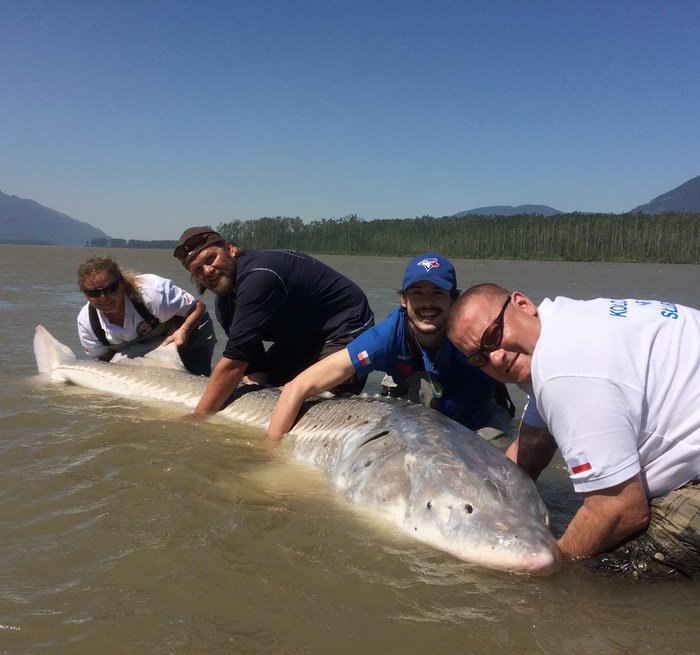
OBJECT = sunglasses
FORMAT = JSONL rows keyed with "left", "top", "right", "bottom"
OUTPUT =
{"left": 174, "top": 232, "right": 222, "bottom": 264}
{"left": 467, "top": 294, "right": 512, "bottom": 367}
{"left": 82, "top": 278, "right": 121, "bottom": 298}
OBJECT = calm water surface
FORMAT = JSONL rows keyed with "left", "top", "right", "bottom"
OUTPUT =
{"left": 1, "top": 245, "right": 698, "bottom": 654}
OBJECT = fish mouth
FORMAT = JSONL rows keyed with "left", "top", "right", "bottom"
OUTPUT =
{"left": 518, "top": 541, "right": 561, "bottom": 576}
{"left": 446, "top": 535, "right": 561, "bottom": 575}
{"left": 479, "top": 535, "right": 561, "bottom": 576}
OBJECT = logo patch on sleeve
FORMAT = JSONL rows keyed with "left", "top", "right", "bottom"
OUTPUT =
{"left": 569, "top": 458, "right": 592, "bottom": 475}
{"left": 136, "top": 320, "right": 154, "bottom": 337}
{"left": 356, "top": 350, "right": 371, "bottom": 367}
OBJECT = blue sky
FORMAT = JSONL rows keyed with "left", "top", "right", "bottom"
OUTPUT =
{"left": 1, "top": 1, "right": 698, "bottom": 239}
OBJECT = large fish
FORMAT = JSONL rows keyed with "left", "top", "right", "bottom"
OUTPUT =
{"left": 33, "top": 325, "right": 560, "bottom": 575}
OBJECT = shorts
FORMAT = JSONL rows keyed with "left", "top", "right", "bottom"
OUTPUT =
{"left": 178, "top": 312, "right": 217, "bottom": 376}
{"left": 247, "top": 334, "right": 366, "bottom": 394}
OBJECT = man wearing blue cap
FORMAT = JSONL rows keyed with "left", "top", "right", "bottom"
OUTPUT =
{"left": 266, "top": 253, "right": 511, "bottom": 443}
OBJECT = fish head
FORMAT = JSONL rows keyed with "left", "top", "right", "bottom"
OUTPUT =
{"left": 407, "top": 475, "right": 561, "bottom": 575}
{"left": 343, "top": 407, "right": 561, "bottom": 575}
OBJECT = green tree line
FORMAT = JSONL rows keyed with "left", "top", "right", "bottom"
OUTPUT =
{"left": 87, "top": 238, "right": 178, "bottom": 249}
{"left": 217, "top": 212, "right": 700, "bottom": 264}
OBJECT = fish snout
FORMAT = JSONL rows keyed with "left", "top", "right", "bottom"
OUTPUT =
{"left": 523, "top": 536, "right": 561, "bottom": 576}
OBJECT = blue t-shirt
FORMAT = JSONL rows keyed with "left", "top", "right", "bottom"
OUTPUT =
{"left": 346, "top": 307, "right": 496, "bottom": 430}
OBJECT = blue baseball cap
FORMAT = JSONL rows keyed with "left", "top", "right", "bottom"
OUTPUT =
{"left": 402, "top": 253, "right": 456, "bottom": 291}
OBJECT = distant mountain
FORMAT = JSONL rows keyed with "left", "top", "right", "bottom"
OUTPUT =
{"left": 0, "top": 190, "right": 110, "bottom": 246}
{"left": 453, "top": 204, "right": 562, "bottom": 217}
{"left": 631, "top": 175, "right": 700, "bottom": 214}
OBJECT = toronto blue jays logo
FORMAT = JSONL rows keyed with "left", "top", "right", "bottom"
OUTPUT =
{"left": 417, "top": 258, "right": 440, "bottom": 271}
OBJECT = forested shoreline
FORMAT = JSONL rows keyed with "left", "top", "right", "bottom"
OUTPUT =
{"left": 72, "top": 211, "right": 699, "bottom": 263}
{"left": 217, "top": 212, "right": 699, "bottom": 264}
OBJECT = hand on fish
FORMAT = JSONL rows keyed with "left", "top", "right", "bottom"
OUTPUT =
{"left": 264, "top": 431, "right": 285, "bottom": 449}
{"left": 162, "top": 328, "right": 188, "bottom": 348}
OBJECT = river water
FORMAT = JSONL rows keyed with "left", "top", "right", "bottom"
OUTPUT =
{"left": 1, "top": 245, "right": 698, "bottom": 654}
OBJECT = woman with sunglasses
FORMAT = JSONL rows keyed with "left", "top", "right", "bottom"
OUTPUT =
{"left": 76, "top": 256, "right": 216, "bottom": 375}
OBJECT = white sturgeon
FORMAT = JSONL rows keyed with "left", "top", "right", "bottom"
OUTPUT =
{"left": 33, "top": 325, "right": 559, "bottom": 575}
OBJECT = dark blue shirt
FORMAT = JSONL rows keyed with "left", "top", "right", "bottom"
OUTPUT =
{"left": 215, "top": 249, "right": 374, "bottom": 363}
{"left": 346, "top": 307, "right": 496, "bottom": 430}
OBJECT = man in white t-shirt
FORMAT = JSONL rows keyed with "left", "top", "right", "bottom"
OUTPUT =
{"left": 447, "top": 283, "right": 700, "bottom": 577}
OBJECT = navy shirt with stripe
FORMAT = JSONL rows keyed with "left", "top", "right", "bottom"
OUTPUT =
{"left": 215, "top": 249, "right": 374, "bottom": 363}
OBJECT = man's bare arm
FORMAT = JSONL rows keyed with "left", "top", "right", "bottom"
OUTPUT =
{"left": 193, "top": 356, "right": 248, "bottom": 415}
{"left": 506, "top": 421, "right": 558, "bottom": 480}
{"left": 558, "top": 473, "right": 651, "bottom": 559}
{"left": 266, "top": 349, "right": 356, "bottom": 443}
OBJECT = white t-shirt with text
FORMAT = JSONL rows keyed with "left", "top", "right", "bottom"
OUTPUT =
{"left": 531, "top": 296, "right": 700, "bottom": 497}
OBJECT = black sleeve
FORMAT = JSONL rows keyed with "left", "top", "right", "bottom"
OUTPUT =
{"left": 221, "top": 269, "right": 288, "bottom": 362}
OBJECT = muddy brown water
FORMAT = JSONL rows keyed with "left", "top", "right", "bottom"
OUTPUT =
{"left": 1, "top": 245, "right": 697, "bottom": 654}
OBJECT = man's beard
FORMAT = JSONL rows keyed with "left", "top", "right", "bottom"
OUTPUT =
{"left": 410, "top": 320, "right": 443, "bottom": 336}
{"left": 407, "top": 307, "right": 446, "bottom": 335}
{"left": 206, "top": 269, "right": 236, "bottom": 295}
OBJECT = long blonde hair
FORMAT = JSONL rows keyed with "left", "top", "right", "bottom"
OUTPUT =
{"left": 77, "top": 256, "right": 144, "bottom": 304}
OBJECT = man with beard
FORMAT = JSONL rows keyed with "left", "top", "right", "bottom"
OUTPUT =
{"left": 174, "top": 227, "right": 374, "bottom": 416}
{"left": 266, "top": 253, "right": 510, "bottom": 443}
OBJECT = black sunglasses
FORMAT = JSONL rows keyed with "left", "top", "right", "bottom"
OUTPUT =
{"left": 82, "top": 278, "right": 121, "bottom": 298}
{"left": 467, "top": 294, "right": 512, "bottom": 367}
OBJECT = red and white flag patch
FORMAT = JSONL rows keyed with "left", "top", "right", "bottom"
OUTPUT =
{"left": 356, "top": 350, "right": 371, "bottom": 367}
{"left": 569, "top": 458, "right": 592, "bottom": 475}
